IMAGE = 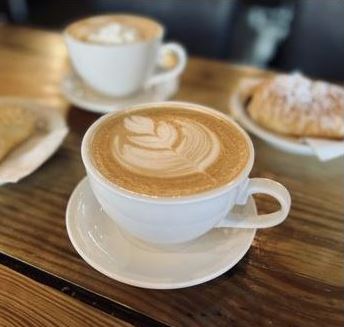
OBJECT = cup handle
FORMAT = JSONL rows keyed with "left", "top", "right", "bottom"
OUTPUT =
{"left": 145, "top": 42, "right": 187, "bottom": 88}
{"left": 216, "top": 178, "right": 291, "bottom": 228}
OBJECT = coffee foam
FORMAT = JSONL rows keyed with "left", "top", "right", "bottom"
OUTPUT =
{"left": 113, "top": 115, "right": 220, "bottom": 178}
{"left": 87, "top": 23, "right": 139, "bottom": 44}
{"left": 90, "top": 107, "right": 250, "bottom": 197}
{"left": 67, "top": 15, "right": 161, "bottom": 44}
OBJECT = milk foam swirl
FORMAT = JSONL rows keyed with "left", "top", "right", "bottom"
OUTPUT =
{"left": 112, "top": 115, "right": 220, "bottom": 178}
{"left": 87, "top": 23, "right": 138, "bottom": 44}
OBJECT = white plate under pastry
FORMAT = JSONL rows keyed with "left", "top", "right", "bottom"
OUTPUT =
{"left": 66, "top": 177, "right": 256, "bottom": 289}
{"left": 0, "top": 97, "right": 68, "bottom": 185}
{"left": 229, "top": 78, "right": 314, "bottom": 156}
{"left": 61, "top": 70, "right": 179, "bottom": 114}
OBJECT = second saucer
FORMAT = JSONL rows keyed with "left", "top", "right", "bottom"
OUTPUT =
{"left": 61, "top": 70, "right": 179, "bottom": 114}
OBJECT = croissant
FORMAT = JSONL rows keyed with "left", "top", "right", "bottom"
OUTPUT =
{"left": 0, "top": 106, "right": 36, "bottom": 161}
{"left": 247, "top": 73, "right": 344, "bottom": 139}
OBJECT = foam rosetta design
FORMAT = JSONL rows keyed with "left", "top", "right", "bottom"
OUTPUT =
{"left": 112, "top": 115, "right": 220, "bottom": 178}
{"left": 87, "top": 23, "right": 138, "bottom": 44}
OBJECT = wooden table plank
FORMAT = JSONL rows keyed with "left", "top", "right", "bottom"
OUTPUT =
{"left": 0, "top": 26, "right": 343, "bottom": 327}
{"left": 0, "top": 264, "right": 131, "bottom": 327}
{"left": 0, "top": 25, "right": 69, "bottom": 115}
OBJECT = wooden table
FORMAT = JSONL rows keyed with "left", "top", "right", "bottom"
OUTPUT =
{"left": 0, "top": 26, "right": 343, "bottom": 327}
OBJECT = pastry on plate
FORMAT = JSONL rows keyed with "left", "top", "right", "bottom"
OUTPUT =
{"left": 247, "top": 73, "right": 344, "bottom": 139}
{"left": 0, "top": 106, "right": 36, "bottom": 162}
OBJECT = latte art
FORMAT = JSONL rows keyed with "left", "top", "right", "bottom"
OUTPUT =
{"left": 113, "top": 115, "right": 220, "bottom": 178}
{"left": 87, "top": 23, "right": 139, "bottom": 44}
{"left": 90, "top": 107, "right": 250, "bottom": 197}
{"left": 67, "top": 15, "right": 160, "bottom": 44}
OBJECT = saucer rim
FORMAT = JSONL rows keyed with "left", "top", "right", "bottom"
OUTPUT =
{"left": 60, "top": 71, "right": 179, "bottom": 114}
{"left": 66, "top": 177, "right": 256, "bottom": 289}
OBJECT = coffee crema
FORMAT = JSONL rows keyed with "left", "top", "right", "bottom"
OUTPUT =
{"left": 89, "top": 107, "right": 250, "bottom": 197}
{"left": 67, "top": 15, "right": 162, "bottom": 45}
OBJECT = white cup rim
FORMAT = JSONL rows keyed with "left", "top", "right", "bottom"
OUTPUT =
{"left": 81, "top": 101, "right": 255, "bottom": 204}
{"left": 63, "top": 13, "right": 165, "bottom": 47}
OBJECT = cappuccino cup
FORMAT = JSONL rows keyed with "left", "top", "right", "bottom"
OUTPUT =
{"left": 81, "top": 101, "right": 291, "bottom": 245}
{"left": 64, "top": 14, "right": 187, "bottom": 97}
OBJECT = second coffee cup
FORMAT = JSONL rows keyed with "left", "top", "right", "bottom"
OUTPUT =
{"left": 64, "top": 14, "right": 187, "bottom": 97}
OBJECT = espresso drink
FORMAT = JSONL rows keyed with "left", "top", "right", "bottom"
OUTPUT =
{"left": 89, "top": 106, "right": 250, "bottom": 197}
{"left": 67, "top": 15, "right": 161, "bottom": 45}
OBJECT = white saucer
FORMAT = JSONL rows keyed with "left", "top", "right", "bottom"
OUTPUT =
{"left": 66, "top": 178, "right": 256, "bottom": 289}
{"left": 61, "top": 71, "right": 179, "bottom": 114}
{"left": 229, "top": 78, "right": 314, "bottom": 156}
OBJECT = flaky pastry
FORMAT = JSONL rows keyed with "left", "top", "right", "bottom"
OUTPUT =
{"left": 247, "top": 74, "right": 344, "bottom": 139}
{"left": 0, "top": 106, "right": 36, "bottom": 161}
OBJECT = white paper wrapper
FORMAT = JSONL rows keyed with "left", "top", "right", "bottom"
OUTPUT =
{"left": 304, "top": 138, "right": 344, "bottom": 161}
{"left": 229, "top": 77, "right": 344, "bottom": 161}
{"left": 0, "top": 97, "right": 69, "bottom": 185}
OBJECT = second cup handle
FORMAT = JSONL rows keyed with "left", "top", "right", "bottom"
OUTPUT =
{"left": 216, "top": 178, "right": 291, "bottom": 228}
{"left": 145, "top": 42, "right": 187, "bottom": 88}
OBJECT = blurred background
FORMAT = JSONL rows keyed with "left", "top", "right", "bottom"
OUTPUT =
{"left": 1, "top": 0, "right": 343, "bottom": 80}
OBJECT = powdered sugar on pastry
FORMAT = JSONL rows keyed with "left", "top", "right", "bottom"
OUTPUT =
{"left": 247, "top": 73, "right": 344, "bottom": 139}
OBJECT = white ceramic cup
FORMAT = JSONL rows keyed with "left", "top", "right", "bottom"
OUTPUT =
{"left": 81, "top": 101, "right": 291, "bottom": 245}
{"left": 64, "top": 15, "right": 187, "bottom": 97}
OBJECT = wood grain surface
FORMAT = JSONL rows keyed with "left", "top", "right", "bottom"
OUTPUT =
{"left": 0, "top": 264, "right": 131, "bottom": 326}
{"left": 0, "top": 25, "right": 343, "bottom": 327}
